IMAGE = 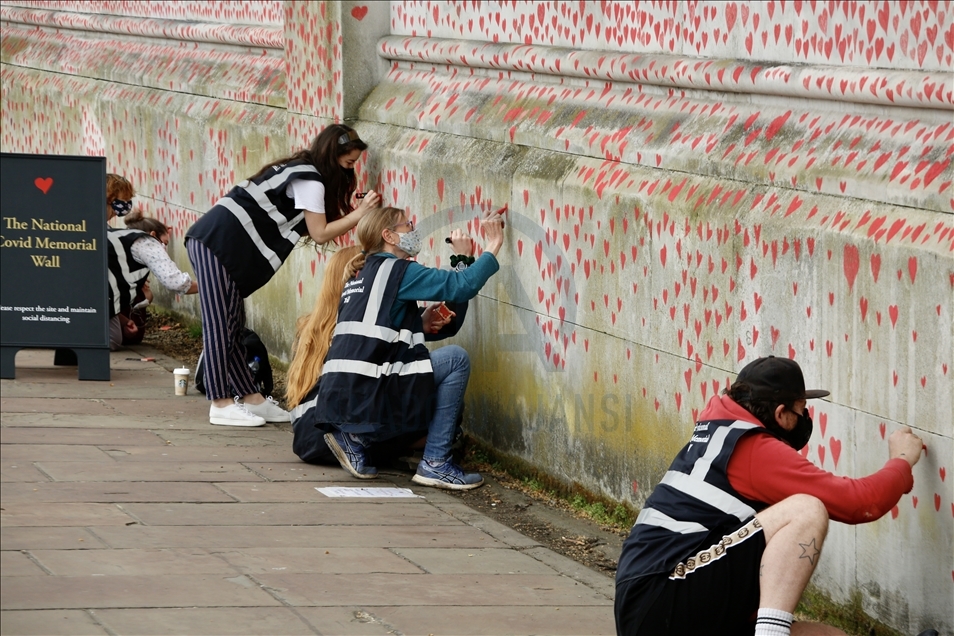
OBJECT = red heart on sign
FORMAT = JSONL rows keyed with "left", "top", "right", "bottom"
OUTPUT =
{"left": 34, "top": 177, "right": 53, "bottom": 194}
{"left": 351, "top": 5, "right": 368, "bottom": 20}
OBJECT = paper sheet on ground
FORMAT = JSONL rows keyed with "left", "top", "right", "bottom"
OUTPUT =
{"left": 316, "top": 486, "right": 422, "bottom": 498}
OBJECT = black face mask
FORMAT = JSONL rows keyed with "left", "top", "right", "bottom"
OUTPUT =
{"left": 767, "top": 409, "right": 813, "bottom": 451}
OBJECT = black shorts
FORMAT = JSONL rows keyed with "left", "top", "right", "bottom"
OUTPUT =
{"left": 615, "top": 518, "right": 765, "bottom": 636}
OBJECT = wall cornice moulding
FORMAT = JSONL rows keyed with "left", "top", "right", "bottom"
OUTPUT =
{"left": 0, "top": 5, "right": 283, "bottom": 49}
{"left": 378, "top": 36, "right": 952, "bottom": 111}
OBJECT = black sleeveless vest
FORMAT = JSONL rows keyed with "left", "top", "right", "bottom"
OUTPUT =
{"left": 185, "top": 161, "right": 324, "bottom": 297}
{"left": 106, "top": 228, "right": 152, "bottom": 317}
{"left": 312, "top": 254, "right": 436, "bottom": 437}
{"left": 616, "top": 418, "right": 768, "bottom": 584}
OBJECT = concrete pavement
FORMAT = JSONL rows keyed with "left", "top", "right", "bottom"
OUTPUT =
{"left": 1, "top": 346, "right": 615, "bottom": 635}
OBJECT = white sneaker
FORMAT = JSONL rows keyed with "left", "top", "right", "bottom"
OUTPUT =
{"left": 243, "top": 396, "right": 291, "bottom": 423}
{"left": 210, "top": 398, "right": 266, "bottom": 427}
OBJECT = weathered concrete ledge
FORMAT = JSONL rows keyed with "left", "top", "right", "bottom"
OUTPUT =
{"left": 362, "top": 63, "right": 952, "bottom": 214}
{"left": 379, "top": 36, "right": 953, "bottom": 110}
{"left": 0, "top": 5, "right": 283, "bottom": 48}
{"left": 1, "top": 24, "right": 285, "bottom": 107}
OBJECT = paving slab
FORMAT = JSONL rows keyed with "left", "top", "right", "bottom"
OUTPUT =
{"left": 285, "top": 607, "right": 409, "bottom": 635}
{"left": 0, "top": 398, "right": 116, "bottom": 415}
{"left": 239, "top": 461, "right": 355, "bottom": 481}
{"left": 390, "top": 547, "right": 558, "bottom": 574}
{"left": 1, "top": 444, "right": 114, "bottom": 462}
{"left": 423, "top": 497, "right": 546, "bottom": 549}
{"left": 2, "top": 345, "right": 619, "bottom": 635}
{"left": 0, "top": 462, "right": 50, "bottom": 483}
{"left": 0, "top": 503, "right": 135, "bottom": 527}
{"left": 99, "top": 398, "right": 212, "bottom": 419}
{"left": 100, "top": 445, "right": 295, "bottom": 462}
{"left": 154, "top": 428, "right": 293, "bottom": 446}
{"left": 34, "top": 461, "right": 265, "bottom": 482}
{"left": 120, "top": 502, "right": 453, "bottom": 526}
{"left": 353, "top": 605, "right": 618, "bottom": 635}
{"left": 11, "top": 349, "right": 156, "bottom": 371}
{"left": 93, "top": 607, "right": 327, "bottom": 636}
{"left": 0, "top": 609, "right": 109, "bottom": 635}
{"left": 256, "top": 572, "right": 612, "bottom": 607}
{"left": 1, "top": 368, "right": 169, "bottom": 393}
{"left": 0, "top": 412, "right": 205, "bottom": 429}
{"left": 0, "top": 551, "right": 49, "bottom": 577}
{"left": 29, "top": 548, "right": 235, "bottom": 576}
{"left": 1, "top": 527, "right": 109, "bottom": 551}
{"left": 1, "top": 481, "right": 235, "bottom": 504}
{"left": 88, "top": 524, "right": 506, "bottom": 549}
{"left": 1, "top": 368, "right": 76, "bottom": 385}
{"left": 216, "top": 480, "right": 407, "bottom": 501}
{"left": 0, "top": 574, "right": 282, "bottom": 610}
{"left": 0, "top": 428, "right": 166, "bottom": 446}
{"left": 212, "top": 547, "right": 424, "bottom": 575}
{"left": 7, "top": 349, "right": 58, "bottom": 368}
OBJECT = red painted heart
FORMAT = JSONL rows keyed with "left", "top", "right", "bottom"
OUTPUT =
{"left": 350, "top": 6, "right": 368, "bottom": 20}
{"left": 830, "top": 437, "right": 842, "bottom": 468}
{"left": 34, "top": 177, "right": 53, "bottom": 194}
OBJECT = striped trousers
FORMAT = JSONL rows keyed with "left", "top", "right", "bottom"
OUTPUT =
{"left": 186, "top": 239, "right": 258, "bottom": 401}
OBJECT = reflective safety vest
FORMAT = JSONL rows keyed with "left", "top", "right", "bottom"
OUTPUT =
{"left": 106, "top": 228, "right": 152, "bottom": 317}
{"left": 186, "top": 161, "right": 324, "bottom": 297}
{"left": 311, "top": 254, "right": 436, "bottom": 436}
{"left": 616, "top": 418, "right": 768, "bottom": 584}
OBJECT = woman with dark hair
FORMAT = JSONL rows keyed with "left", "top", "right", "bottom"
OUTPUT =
{"left": 104, "top": 175, "right": 197, "bottom": 350}
{"left": 116, "top": 209, "right": 198, "bottom": 345}
{"left": 185, "top": 124, "right": 381, "bottom": 427}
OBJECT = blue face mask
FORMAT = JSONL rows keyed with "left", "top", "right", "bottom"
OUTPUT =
{"left": 111, "top": 199, "right": 133, "bottom": 216}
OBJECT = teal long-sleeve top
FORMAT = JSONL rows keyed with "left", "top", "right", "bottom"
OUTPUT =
{"left": 372, "top": 252, "right": 500, "bottom": 327}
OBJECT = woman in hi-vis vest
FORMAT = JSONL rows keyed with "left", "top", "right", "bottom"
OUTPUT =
{"left": 105, "top": 174, "right": 197, "bottom": 351}
{"left": 309, "top": 205, "right": 505, "bottom": 490}
{"left": 185, "top": 125, "right": 381, "bottom": 427}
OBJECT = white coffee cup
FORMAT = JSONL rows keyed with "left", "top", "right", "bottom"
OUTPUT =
{"left": 173, "top": 368, "right": 190, "bottom": 396}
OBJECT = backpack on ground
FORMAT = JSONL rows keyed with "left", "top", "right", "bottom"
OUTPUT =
{"left": 194, "top": 327, "right": 274, "bottom": 397}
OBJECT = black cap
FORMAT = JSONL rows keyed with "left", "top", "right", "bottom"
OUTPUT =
{"left": 736, "top": 356, "right": 830, "bottom": 402}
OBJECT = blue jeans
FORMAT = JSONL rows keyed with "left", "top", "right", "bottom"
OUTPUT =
{"left": 349, "top": 344, "right": 470, "bottom": 463}
{"left": 421, "top": 344, "right": 471, "bottom": 463}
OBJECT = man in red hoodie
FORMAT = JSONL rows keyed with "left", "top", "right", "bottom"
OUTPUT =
{"left": 614, "top": 356, "right": 925, "bottom": 636}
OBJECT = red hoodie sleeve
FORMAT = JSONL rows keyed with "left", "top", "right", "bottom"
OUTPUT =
{"left": 727, "top": 433, "right": 914, "bottom": 524}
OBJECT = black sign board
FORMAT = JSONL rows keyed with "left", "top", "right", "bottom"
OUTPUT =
{"left": 1, "top": 153, "right": 110, "bottom": 380}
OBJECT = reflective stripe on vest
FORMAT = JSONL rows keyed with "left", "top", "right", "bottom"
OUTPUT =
{"left": 106, "top": 228, "right": 151, "bottom": 316}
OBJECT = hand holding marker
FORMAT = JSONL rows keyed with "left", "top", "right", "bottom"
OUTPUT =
{"left": 445, "top": 204, "right": 508, "bottom": 244}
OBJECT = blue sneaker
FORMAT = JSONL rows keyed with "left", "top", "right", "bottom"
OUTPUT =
{"left": 412, "top": 459, "right": 483, "bottom": 490}
{"left": 324, "top": 431, "right": 377, "bottom": 479}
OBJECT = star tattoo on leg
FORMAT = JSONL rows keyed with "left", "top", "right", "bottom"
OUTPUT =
{"left": 798, "top": 538, "right": 821, "bottom": 566}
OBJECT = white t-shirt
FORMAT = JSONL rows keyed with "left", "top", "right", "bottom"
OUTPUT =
{"left": 287, "top": 179, "right": 325, "bottom": 214}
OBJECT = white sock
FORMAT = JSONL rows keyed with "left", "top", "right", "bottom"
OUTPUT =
{"left": 754, "top": 608, "right": 793, "bottom": 636}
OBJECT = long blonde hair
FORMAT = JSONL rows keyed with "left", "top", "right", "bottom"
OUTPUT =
{"left": 343, "top": 206, "right": 406, "bottom": 279}
{"left": 286, "top": 245, "right": 362, "bottom": 407}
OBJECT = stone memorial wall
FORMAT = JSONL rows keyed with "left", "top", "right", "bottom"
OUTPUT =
{"left": 2, "top": 1, "right": 950, "bottom": 630}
